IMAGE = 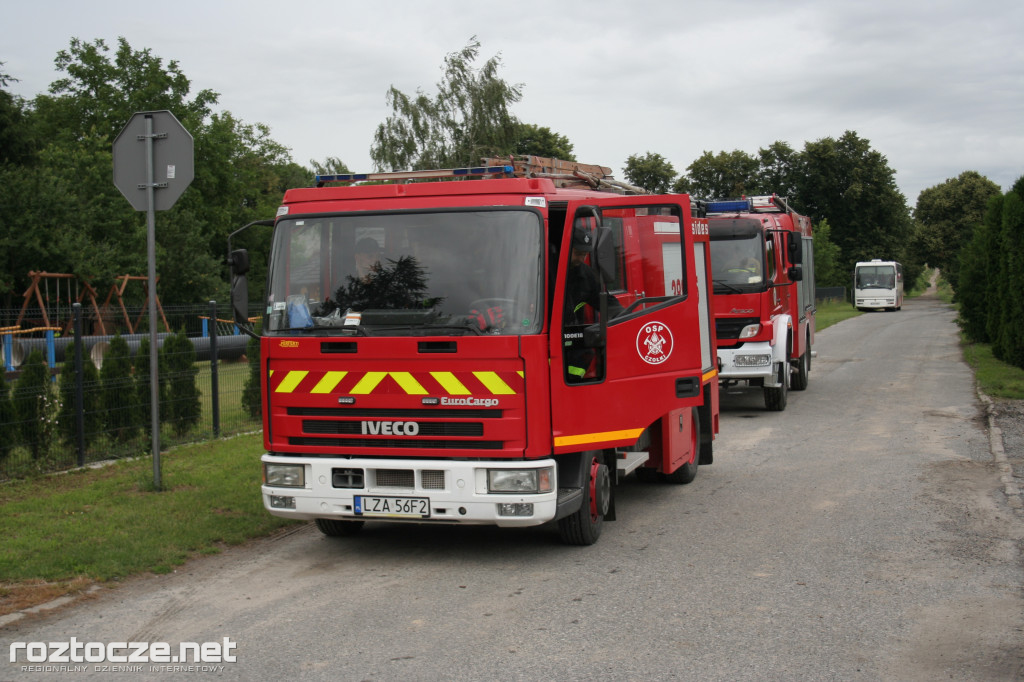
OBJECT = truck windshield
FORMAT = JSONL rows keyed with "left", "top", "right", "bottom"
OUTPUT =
{"left": 710, "top": 234, "right": 765, "bottom": 293}
{"left": 264, "top": 209, "right": 544, "bottom": 336}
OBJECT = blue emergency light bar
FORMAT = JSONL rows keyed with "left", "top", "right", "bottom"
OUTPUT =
{"left": 705, "top": 199, "right": 752, "bottom": 213}
{"left": 315, "top": 165, "right": 515, "bottom": 185}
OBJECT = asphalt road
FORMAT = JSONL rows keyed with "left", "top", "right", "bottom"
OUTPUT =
{"left": 3, "top": 292, "right": 1023, "bottom": 681}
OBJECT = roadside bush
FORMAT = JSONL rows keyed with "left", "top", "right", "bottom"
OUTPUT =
{"left": 134, "top": 336, "right": 168, "bottom": 436}
{"left": 58, "top": 348, "right": 102, "bottom": 450}
{"left": 164, "top": 329, "right": 201, "bottom": 435}
{"left": 12, "top": 350, "right": 50, "bottom": 459}
{"left": 0, "top": 369, "right": 14, "bottom": 461}
{"left": 100, "top": 335, "right": 138, "bottom": 443}
{"left": 241, "top": 334, "right": 261, "bottom": 419}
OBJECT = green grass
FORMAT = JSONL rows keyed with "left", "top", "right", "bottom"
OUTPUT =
{"left": 815, "top": 298, "right": 862, "bottom": 331}
{"left": 0, "top": 434, "right": 294, "bottom": 596}
{"left": 962, "top": 341, "right": 1024, "bottom": 400}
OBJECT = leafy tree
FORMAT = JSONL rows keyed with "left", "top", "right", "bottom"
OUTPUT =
{"left": 992, "top": 182, "right": 1024, "bottom": 366}
{"left": 100, "top": 334, "right": 137, "bottom": 443}
{"left": 794, "top": 131, "right": 918, "bottom": 285}
{"left": 675, "top": 149, "right": 759, "bottom": 198}
{"left": 13, "top": 350, "right": 51, "bottom": 459}
{"left": 511, "top": 124, "right": 576, "bottom": 160}
{"left": 134, "top": 335, "right": 168, "bottom": 436}
{"left": 58, "top": 347, "right": 102, "bottom": 450}
{"left": 810, "top": 219, "right": 844, "bottom": 288}
{"left": 370, "top": 37, "right": 523, "bottom": 171}
{"left": 914, "top": 171, "right": 1001, "bottom": 294}
{"left": 755, "top": 141, "right": 799, "bottom": 200}
{"left": 0, "top": 64, "right": 38, "bottom": 165}
{"left": 623, "top": 152, "right": 676, "bottom": 194}
{"left": 163, "top": 330, "right": 201, "bottom": 435}
{"left": 957, "top": 196, "right": 999, "bottom": 343}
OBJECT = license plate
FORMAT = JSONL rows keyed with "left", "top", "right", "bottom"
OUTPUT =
{"left": 354, "top": 495, "right": 430, "bottom": 518}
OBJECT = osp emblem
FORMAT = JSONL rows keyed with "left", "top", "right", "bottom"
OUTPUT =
{"left": 636, "top": 322, "right": 674, "bottom": 365}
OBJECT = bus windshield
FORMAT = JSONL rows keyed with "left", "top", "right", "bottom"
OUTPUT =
{"left": 264, "top": 209, "right": 544, "bottom": 336}
{"left": 855, "top": 265, "right": 896, "bottom": 289}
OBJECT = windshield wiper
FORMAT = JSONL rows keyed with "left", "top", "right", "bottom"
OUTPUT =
{"left": 713, "top": 279, "right": 744, "bottom": 294}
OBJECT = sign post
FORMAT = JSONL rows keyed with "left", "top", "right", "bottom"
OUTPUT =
{"left": 113, "top": 110, "right": 194, "bottom": 490}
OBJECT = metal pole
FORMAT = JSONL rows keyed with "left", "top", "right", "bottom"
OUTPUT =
{"left": 145, "top": 114, "right": 162, "bottom": 490}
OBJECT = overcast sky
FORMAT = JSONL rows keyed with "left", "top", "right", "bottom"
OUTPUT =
{"left": 3, "top": 0, "right": 1022, "bottom": 203}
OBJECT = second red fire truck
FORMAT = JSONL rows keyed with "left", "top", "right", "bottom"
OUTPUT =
{"left": 707, "top": 195, "right": 815, "bottom": 411}
{"left": 229, "top": 156, "right": 719, "bottom": 545}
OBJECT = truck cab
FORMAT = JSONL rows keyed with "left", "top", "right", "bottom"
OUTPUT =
{"left": 230, "top": 156, "right": 719, "bottom": 545}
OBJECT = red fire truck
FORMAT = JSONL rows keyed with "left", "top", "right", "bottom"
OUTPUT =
{"left": 707, "top": 195, "right": 815, "bottom": 411}
{"left": 229, "top": 156, "right": 719, "bottom": 545}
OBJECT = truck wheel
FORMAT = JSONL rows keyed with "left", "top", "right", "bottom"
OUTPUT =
{"left": 664, "top": 408, "right": 699, "bottom": 484}
{"left": 763, "top": 361, "right": 789, "bottom": 411}
{"left": 791, "top": 348, "right": 810, "bottom": 391}
{"left": 314, "top": 518, "right": 365, "bottom": 537}
{"left": 558, "top": 456, "right": 609, "bottom": 545}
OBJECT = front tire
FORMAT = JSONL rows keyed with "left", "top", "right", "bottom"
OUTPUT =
{"left": 558, "top": 456, "right": 609, "bottom": 545}
{"left": 764, "top": 360, "right": 789, "bottom": 411}
{"left": 315, "top": 518, "right": 365, "bottom": 537}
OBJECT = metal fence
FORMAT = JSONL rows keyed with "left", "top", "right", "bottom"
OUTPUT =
{"left": 815, "top": 286, "right": 848, "bottom": 303}
{"left": 0, "top": 302, "right": 260, "bottom": 481}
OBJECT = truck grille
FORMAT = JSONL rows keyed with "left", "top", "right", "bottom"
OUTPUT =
{"left": 331, "top": 468, "right": 446, "bottom": 490}
{"left": 287, "top": 406, "right": 503, "bottom": 450}
{"left": 290, "top": 437, "right": 502, "bottom": 450}
{"left": 715, "top": 317, "right": 759, "bottom": 340}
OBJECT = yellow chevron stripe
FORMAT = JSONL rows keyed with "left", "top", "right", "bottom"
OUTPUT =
{"left": 473, "top": 371, "right": 515, "bottom": 395}
{"left": 311, "top": 371, "right": 347, "bottom": 394}
{"left": 275, "top": 370, "right": 308, "bottom": 393}
{"left": 430, "top": 371, "right": 470, "bottom": 395}
{"left": 554, "top": 428, "right": 645, "bottom": 449}
{"left": 702, "top": 368, "right": 718, "bottom": 383}
{"left": 391, "top": 371, "right": 427, "bottom": 395}
{"left": 351, "top": 371, "right": 387, "bottom": 394}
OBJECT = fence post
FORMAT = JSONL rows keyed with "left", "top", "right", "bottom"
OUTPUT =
{"left": 2, "top": 333, "right": 11, "bottom": 372}
{"left": 73, "top": 303, "right": 85, "bottom": 467}
{"left": 209, "top": 301, "right": 220, "bottom": 438}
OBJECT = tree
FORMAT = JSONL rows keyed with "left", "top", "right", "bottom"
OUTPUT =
{"left": 13, "top": 350, "right": 51, "bottom": 459}
{"left": 58, "top": 348, "right": 102, "bottom": 450}
{"left": 100, "top": 335, "right": 137, "bottom": 443}
{"left": 511, "top": 124, "right": 575, "bottom": 160}
{"left": 914, "top": 171, "right": 1001, "bottom": 294}
{"left": 794, "top": 131, "right": 918, "bottom": 285}
{"left": 810, "top": 219, "right": 844, "bottom": 288}
{"left": 134, "top": 335, "right": 168, "bottom": 436}
{"left": 991, "top": 181, "right": 1024, "bottom": 366}
{"left": 370, "top": 37, "right": 523, "bottom": 171}
{"left": 163, "top": 330, "right": 201, "bottom": 435}
{"left": 755, "top": 141, "right": 799, "bottom": 200}
{"left": 623, "top": 152, "right": 676, "bottom": 194}
{"left": 675, "top": 149, "right": 759, "bottom": 198}
{"left": 957, "top": 195, "right": 1000, "bottom": 343}
{"left": 241, "top": 334, "right": 262, "bottom": 420}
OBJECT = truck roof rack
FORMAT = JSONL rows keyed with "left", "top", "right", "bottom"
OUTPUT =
{"left": 706, "top": 194, "right": 793, "bottom": 215}
{"left": 315, "top": 155, "right": 646, "bottom": 194}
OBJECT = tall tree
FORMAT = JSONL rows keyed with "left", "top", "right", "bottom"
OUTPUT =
{"left": 511, "top": 124, "right": 576, "bottom": 161}
{"left": 914, "top": 171, "right": 1001, "bottom": 294}
{"left": 794, "top": 131, "right": 918, "bottom": 284}
{"left": 370, "top": 37, "right": 523, "bottom": 171}
{"left": 675, "top": 149, "right": 759, "bottom": 199}
{"left": 623, "top": 152, "right": 676, "bottom": 194}
{"left": 756, "top": 141, "right": 799, "bottom": 201}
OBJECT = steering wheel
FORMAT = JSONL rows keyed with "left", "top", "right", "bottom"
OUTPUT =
{"left": 468, "top": 298, "right": 515, "bottom": 331}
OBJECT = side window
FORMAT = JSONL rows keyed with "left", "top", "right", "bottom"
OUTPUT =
{"left": 765, "top": 236, "right": 777, "bottom": 280}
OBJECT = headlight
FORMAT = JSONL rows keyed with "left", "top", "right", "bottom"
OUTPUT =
{"left": 488, "top": 467, "right": 553, "bottom": 493}
{"left": 265, "top": 463, "right": 305, "bottom": 488}
{"left": 739, "top": 324, "right": 760, "bottom": 339}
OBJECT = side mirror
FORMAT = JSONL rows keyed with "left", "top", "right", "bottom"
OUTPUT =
{"left": 229, "top": 248, "right": 250, "bottom": 276}
{"left": 786, "top": 233, "right": 802, "bottom": 265}
{"left": 788, "top": 265, "right": 803, "bottom": 282}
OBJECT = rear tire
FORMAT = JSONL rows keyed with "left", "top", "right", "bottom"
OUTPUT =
{"left": 558, "top": 455, "right": 609, "bottom": 545}
{"left": 315, "top": 518, "right": 365, "bottom": 537}
{"left": 791, "top": 347, "right": 809, "bottom": 391}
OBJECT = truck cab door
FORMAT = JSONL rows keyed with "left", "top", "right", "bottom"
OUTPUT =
{"left": 549, "top": 196, "right": 715, "bottom": 455}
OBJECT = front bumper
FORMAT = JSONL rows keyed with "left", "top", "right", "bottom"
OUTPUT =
{"left": 261, "top": 454, "right": 558, "bottom": 528}
{"left": 717, "top": 342, "right": 777, "bottom": 382}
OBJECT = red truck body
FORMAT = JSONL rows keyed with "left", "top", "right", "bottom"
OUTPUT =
{"left": 707, "top": 195, "right": 815, "bottom": 411}
{"left": 230, "top": 157, "right": 719, "bottom": 544}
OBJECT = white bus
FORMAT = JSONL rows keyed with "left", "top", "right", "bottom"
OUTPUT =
{"left": 853, "top": 259, "right": 903, "bottom": 311}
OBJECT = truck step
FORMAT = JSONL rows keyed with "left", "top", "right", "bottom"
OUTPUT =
{"left": 616, "top": 451, "right": 650, "bottom": 475}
